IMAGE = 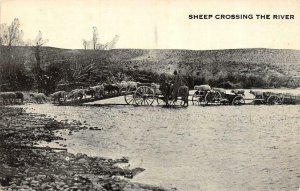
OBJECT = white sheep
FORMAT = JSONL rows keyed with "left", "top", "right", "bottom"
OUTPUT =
{"left": 29, "top": 93, "right": 47, "bottom": 104}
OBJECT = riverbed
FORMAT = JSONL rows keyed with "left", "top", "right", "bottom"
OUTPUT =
{"left": 19, "top": 89, "right": 300, "bottom": 191}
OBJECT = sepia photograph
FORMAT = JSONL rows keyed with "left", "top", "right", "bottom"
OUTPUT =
{"left": 0, "top": 0, "right": 300, "bottom": 190}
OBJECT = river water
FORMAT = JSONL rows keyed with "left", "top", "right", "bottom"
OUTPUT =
{"left": 20, "top": 89, "right": 300, "bottom": 191}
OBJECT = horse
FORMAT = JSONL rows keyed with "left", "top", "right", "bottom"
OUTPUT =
{"left": 159, "top": 81, "right": 189, "bottom": 107}
{"left": 88, "top": 84, "right": 105, "bottom": 98}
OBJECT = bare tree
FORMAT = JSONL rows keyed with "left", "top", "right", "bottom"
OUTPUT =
{"left": 33, "top": 31, "right": 48, "bottom": 93}
{"left": 1, "top": 18, "right": 21, "bottom": 47}
{"left": 0, "top": 18, "right": 22, "bottom": 76}
{"left": 92, "top": 26, "right": 98, "bottom": 50}
{"left": 34, "top": 31, "right": 48, "bottom": 69}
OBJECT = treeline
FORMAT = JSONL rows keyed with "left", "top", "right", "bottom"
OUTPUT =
{"left": 118, "top": 69, "right": 299, "bottom": 89}
{"left": 1, "top": 47, "right": 298, "bottom": 93}
{"left": 1, "top": 44, "right": 298, "bottom": 93}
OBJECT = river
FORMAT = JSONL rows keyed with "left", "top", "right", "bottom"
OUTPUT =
{"left": 19, "top": 89, "right": 300, "bottom": 191}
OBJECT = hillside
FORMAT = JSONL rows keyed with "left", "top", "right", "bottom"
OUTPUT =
{"left": 1, "top": 46, "right": 300, "bottom": 88}
{"left": 7, "top": 46, "right": 299, "bottom": 73}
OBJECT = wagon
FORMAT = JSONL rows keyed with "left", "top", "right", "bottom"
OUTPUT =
{"left": 250, "top": 91, "right": 284, "bottom": 105}
{"left": 123, "top": 83, "right": 187, "bottom": 106}
{"left": 192, "top": 85, "right": 245, "bottom": 106}
{"left": 192, "top": 85, "right": 220, "bottom": 105}
{"left": 265, "top": 92, "right": 299, "bottom": 105}
{"left": 221, "top": 89, "right": 245, "bottom": 105}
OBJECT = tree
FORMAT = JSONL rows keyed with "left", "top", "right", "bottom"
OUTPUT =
{"left": 0, "top": 18, "right": 22, "bottom": 47}
{"left": 33, "top": 31, "right": 48, "bottom": 93}
{"left": 92, "top": 26, "right": 98, "bottom": 50}
{"left": 0, "top": 18, "right": 23, "bottom": 81}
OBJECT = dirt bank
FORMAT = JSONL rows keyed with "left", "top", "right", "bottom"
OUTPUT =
{"left": 0, "top": 106, "right": 167, "bottom": 191}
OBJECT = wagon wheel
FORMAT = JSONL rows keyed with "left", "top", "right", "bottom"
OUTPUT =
{"left": 214, "top": 91, "right": 222, "bottom": 105}
{"left": 124, "top": 91, "right": 135, "bottom": 105}
{"left": 156, "top": 96, "right": 164, "bottom": 105}
{"left": 277, "top": 96, "right": 284, "bottom": 104}
{"left": 134, "top": 86, "right": 155, "bottom": 106}
{"left": 232, "top": 96, "right": 245, "bottom": 105}
{"left": 267, "top": 95, "right": 283, "bottom": 105}
{"left": 205, "top": 91, "right": 222, "bottom": 105}
{"left": 192, "top": 92, "right": 201, "bottom": 105}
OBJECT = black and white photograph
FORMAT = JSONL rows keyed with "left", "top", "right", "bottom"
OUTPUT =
{"left": 0, "top": 0, "right": 300, "bottom": 190}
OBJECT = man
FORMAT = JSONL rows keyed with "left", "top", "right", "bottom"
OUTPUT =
{"left": 172, "top": 70, "right": 183, "bottom": 101}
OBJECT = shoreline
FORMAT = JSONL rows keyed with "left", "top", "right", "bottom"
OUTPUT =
{"left": 0, "top": 106, "right": 168, "bottom": 191}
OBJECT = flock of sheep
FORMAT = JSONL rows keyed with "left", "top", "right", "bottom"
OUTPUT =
{"left": 0, "top": 81, "right": 140, "bottom": 105}
{"left": 55, "top": 81, "right": 139, "bottom": 103}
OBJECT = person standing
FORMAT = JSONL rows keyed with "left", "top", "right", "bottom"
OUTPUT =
{"left": 172, "top": 70, "right": 183, "bottom": 101}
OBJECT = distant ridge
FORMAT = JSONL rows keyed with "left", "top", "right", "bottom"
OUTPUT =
{"left": 2, "top": 46, "right": 300, "bottom": 77}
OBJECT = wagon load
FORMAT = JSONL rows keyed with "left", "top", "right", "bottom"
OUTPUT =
{"left": 194, "top": 85, "right": 211, "bottom": 91}
{"left": 213, "top": 88, "right": 226, "bottom": 93}
{"left": 231, "top": 89, "right": 245, "bottom": 95}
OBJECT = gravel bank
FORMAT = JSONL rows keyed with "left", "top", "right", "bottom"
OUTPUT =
{"left": 0, "top": 106, "right": 168, "bottom": 191}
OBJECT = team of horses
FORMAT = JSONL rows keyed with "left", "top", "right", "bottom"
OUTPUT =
{"left": 159, "top": 82, "right": 189, "bottom": 107}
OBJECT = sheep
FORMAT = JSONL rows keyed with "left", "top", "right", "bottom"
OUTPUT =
{"left": 49, "top": 91, "right": 67, "bottom": 103}
{"left": 194, "top": 85, "right": 211, "bottom": 91}
{"left": 116, "top": 81, "right": 128, "bottom": 92}
{"left": 249, "top": 90, "right": 266, "bottom": 100}
{"left": 126, "top": 81, "right": 138, "bottom": 91}
{"left": 103, "top": 83, "right": 119, "bottom": 95}
{"left": 89, "top": 84, "right": 105, "bottom": 98}
{"left": 231, "top": 89, "right": 245, "bottom": 95}
{"left": 67, "top": 89, "right": 86, "bottom": 100}
{"left": 84, "top": 88, "right": 96, "bottom": 98}
{"left": 0, "top": 92, "right": 16, "bottom": 104}
{"left": 29, "top": 93, "right": 47, "bottom": 104}
{"left": 15, "top": 92, "right": 24, "bottom": 103}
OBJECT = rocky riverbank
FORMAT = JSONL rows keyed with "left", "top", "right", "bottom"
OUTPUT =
{"left": 0, "top": 106, "right": 168, "bottom": 191}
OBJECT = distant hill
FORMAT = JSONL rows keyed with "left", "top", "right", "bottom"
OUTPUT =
{"left": 2, "top": 46, "right": 300, "bottom": 88}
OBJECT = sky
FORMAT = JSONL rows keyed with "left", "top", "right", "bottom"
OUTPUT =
{"left": 1, "top": 0, "right": 300, "bottom": 50}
